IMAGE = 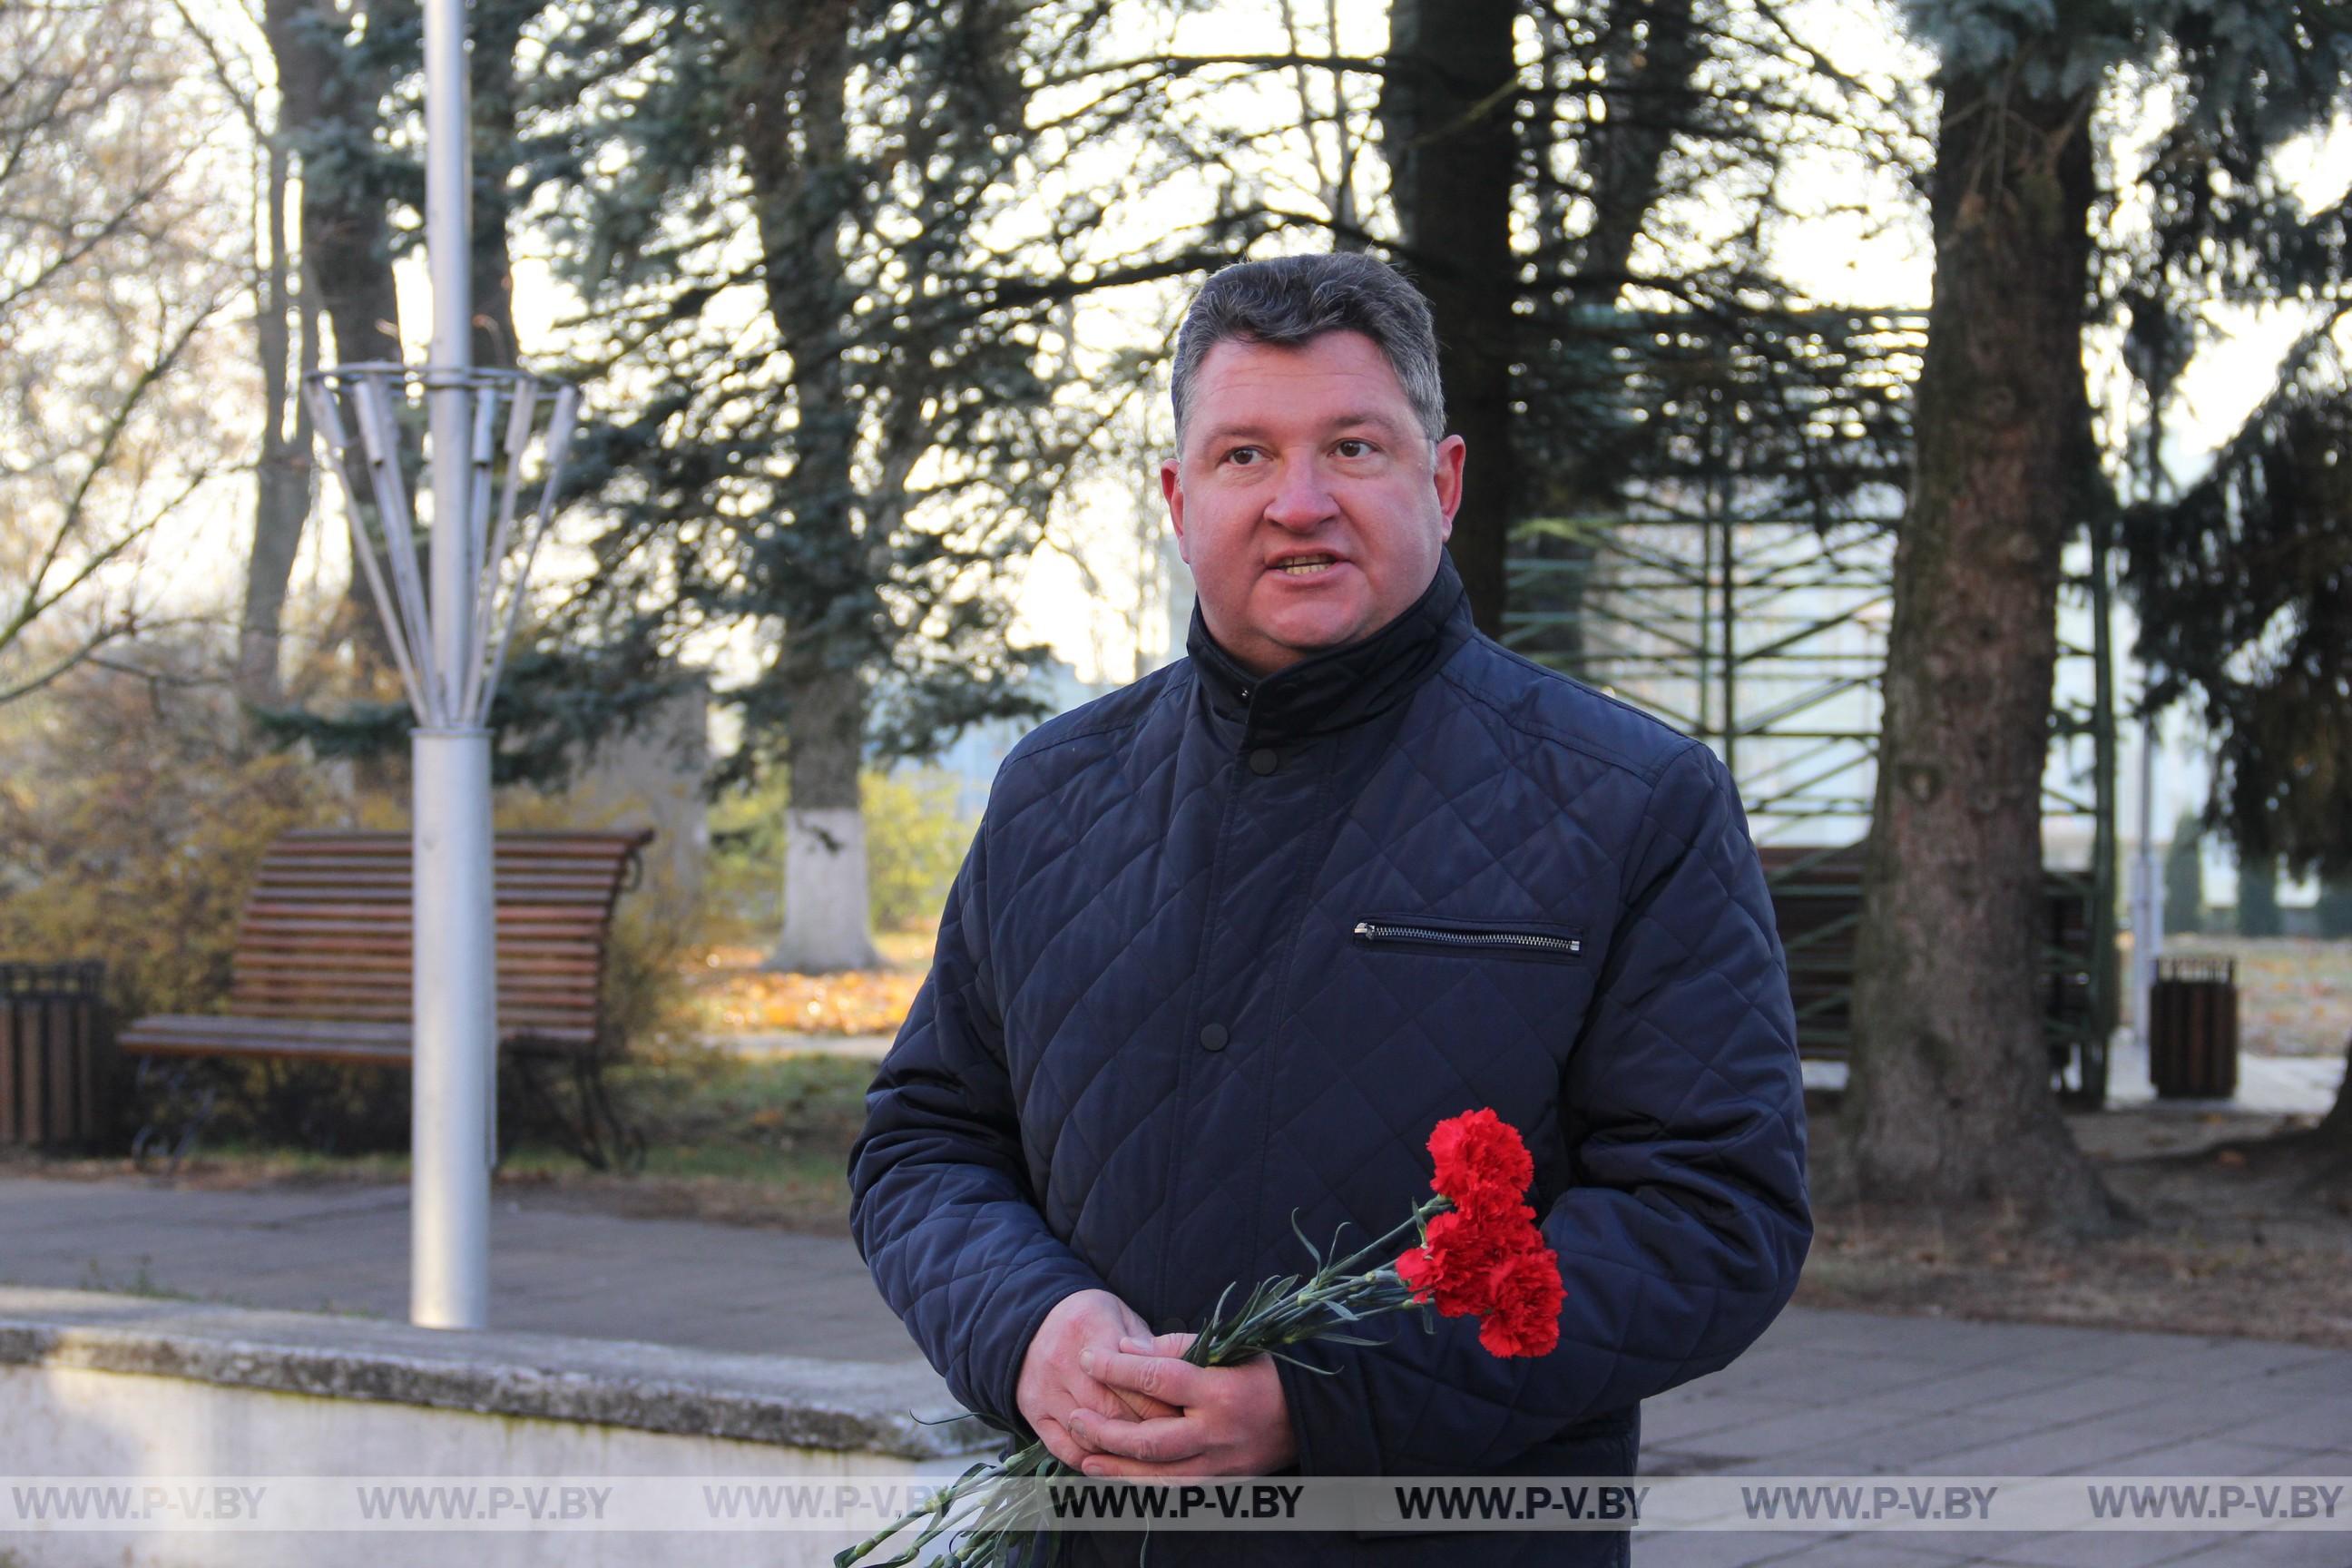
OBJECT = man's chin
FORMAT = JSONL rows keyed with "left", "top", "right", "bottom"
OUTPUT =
{"left": 1262, "top": 618, "right": 1375, "bottom": 663}
{"left": 1252, "top": 598, "right": 1372, "bottom": 649}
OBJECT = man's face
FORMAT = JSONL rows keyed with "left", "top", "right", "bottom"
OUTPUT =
{"left": 1161, "top": 329, "right": 1465, "bottom": 679}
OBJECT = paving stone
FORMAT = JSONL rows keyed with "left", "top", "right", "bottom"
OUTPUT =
{"left": 1924, "top": 1376, "right": 2176, "bottom": 1429}
{"left": 2094, "top": 1436, "right": 2339, "bottom": 1476}
{"left": 1655, "top": 1405, "right": 1925, "bottom": 1464}
{"left": 1927, "top": 1417, "right": 2214, "bottom": 1478}
{"left": 1757, "top": 1540, "right": 1990, "bottom": 1566}
{"left": 1762, "top": 1413, "right": 2055, "bottom": 1473}
{"left": 1626, "top": 1531, "right": 1840, "bottom": 1566}
{"left": 1717, "top": 1351, "right": 1984, "bottom": 1408}
{"left": 1968, "top": 1531, "right": 2241, "bottom": 1567}
{"left": 1643, "top": 1394, "right": 1827, "bottom": 1450}
{"left": 2148, "top": 1532, "right": 2352, "bottom": 1567}
{"left": 1808, "top": 1317, "right": 2055, "bottom": 1369}
{"left": 2093, "top": 1339, "right": 2352, "bottom": 1385}
{"left": 1843, "top": 1530, "right": 2053, "bottom": 1562}
{"left": 1850, "top": 1363, "right": 2121, "bottom": 1418}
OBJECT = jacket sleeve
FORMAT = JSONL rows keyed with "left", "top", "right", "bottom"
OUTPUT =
{"left": 1273, "top": 740, "right": 1812, "bottom": 1474}
{"left": 847, "top": 814, "right": 1112, "bottom": 1436}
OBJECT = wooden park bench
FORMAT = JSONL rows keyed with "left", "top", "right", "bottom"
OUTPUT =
{"left": 121, "top": 828, "right": 654, "bottom": 1170}
{"left": 1758, "top": 842, "right": 2104, "bottom": 1103}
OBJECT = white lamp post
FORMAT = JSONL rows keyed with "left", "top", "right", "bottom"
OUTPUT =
{"left": 301, "top": 0, "right": 580, "bottom": 1330}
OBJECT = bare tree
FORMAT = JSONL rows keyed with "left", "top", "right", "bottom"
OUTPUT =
{"left": 0, "top": 0, "right": 242, "bottom": 705}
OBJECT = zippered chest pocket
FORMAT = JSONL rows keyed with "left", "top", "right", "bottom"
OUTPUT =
{"left": 1352, "top": 914, "right": 1585, "bottom": 963}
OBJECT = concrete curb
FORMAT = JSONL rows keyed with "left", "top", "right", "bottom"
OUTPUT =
{"left": 0, "top": 1286, "right": 995, "bottom": 1460}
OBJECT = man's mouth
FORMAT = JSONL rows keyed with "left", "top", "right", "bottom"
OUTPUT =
{"left": 1271, "top": 554, "right": 1341, "bottom": 578}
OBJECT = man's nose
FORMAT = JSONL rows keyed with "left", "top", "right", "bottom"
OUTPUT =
{"left": 1261, "top": 456, "right": 1338, "bottom": 527}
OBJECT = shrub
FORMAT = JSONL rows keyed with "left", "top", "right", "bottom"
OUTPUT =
{"left": 705, "top": 766, "right": 976, "bottom": 943}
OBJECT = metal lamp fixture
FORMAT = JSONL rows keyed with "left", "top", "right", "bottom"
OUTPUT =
{"left": 299, "top": 0, "right": 582, "bottom": 1330}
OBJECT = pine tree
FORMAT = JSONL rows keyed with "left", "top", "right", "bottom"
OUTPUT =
{"left": 1845, "top": 0, "right": 2122, "bottom": 1234}
{"left": 2238, "top": 855, "right": 2283, "bottom": 938}
{"left": 1848, "top": 0, "right": 2352, "bottom": 1228}
{"left": 534, "top": 0, "right": 1229, "bottom": 969}
{"left": 2162, "top": 808, "right": 2204, "bottom": 937}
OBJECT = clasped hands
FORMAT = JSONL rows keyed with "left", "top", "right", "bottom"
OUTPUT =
{"left": 1014, "top": 1289, "right": 1298, "bottom": 1479}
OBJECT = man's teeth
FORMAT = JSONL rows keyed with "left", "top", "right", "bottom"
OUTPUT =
{"left": 1278, "top": 559, "right": 1337, "bottom": 575}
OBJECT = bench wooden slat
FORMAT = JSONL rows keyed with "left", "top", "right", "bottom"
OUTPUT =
{"left": 126, "top": 828, "right": 651, "bottom": 1077}
{"left": 234, "top": 946, "right": 601, "bottom": 969}
{"left": 220, "top": 1011, "right": 602, "bottom": 1034}
{"left": 122, "top": 1014, "right": 596, "bottom": 1063}
{"left": 267, "top": 834, "right": 647, "bottom": 862}
{"left": 1758, "top": 841, "right": 2094, "bottom": 1063}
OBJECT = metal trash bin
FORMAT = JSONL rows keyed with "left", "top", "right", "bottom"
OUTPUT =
{"left": 0, "top": 961, "right": 110, "bottom": 1147}
{"left": 2148, "top": 956, "right": 2238, "bottom": 1100}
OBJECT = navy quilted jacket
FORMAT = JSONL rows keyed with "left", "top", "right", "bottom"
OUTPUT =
{"left": 849, "top": 550, "right": 1810, "bottom": 1565}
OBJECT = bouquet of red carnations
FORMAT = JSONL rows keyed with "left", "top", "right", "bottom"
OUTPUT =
{"left": 835, "top": 1109, "right": 1565, "bottom": 1568}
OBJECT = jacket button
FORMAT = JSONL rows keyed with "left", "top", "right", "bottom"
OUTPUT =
{"left": 1248, "top": 747, "right": 1277, "bottom": 775}
{"left": 1199, "top": 1023, "right": 1229, "bottom": 1053}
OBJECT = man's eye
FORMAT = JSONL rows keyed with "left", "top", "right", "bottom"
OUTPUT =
{"left": 1223, "top": 446, "right": 1262, "bottom": 466}
{"left": 1336, "top": 439, "right": 1375, "bottom": 458}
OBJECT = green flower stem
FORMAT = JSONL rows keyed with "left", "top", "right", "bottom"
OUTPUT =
{"left": 836, "top": 1193, "right": 1456, "bottom": 1568}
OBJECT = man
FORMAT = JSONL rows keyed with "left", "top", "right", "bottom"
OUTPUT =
{"left": 849, "top": 252, "right": 1810, "bottom": 1564}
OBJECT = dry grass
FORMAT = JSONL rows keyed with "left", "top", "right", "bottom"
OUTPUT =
{"left": 1799, "top": 1098, "right": 2352, "bottom": 1349}
{"left": 681, "top": 937, "right": 931, "bottom": 1037}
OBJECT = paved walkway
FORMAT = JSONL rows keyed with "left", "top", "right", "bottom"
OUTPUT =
{"left": 745, "top": 1029, "right": 2349, "bottom": 1115}
{"left": 1804, "top": 1034, "right": 2344, "bottom": 1118}
{"left": 1, "top": 1174, "right": 2347, "bottom": 1567}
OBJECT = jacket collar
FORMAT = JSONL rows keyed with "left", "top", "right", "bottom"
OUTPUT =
{"left": 1185, "top": 548, "right": 1475, "bottom": 744}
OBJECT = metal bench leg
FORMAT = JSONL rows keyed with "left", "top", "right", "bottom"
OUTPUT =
{"left": 497, "top": 1053, "right": 560, "bottom": 1171}
{"left": 571, "top": 1054, "right": 644, "bottom": 1175}
{"left": 130, "top": 1056, "right": 221, "bottom": 1175}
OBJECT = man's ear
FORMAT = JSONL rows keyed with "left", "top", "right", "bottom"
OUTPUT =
{"left": 1432, "top": 435, "right": 1466, "bottom": 535}
{"left": 1160, "top": 456, "right": 1190, "bottom": 564}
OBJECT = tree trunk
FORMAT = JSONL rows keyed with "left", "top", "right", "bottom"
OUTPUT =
{"left": 770, "top": 661, "right": 881, "bottom": 973}
{"left": 469, "top": 0, "right": 525, "bottom": 369}
{"left": 1519, "top": 0, "right": 1701, "bottom": 675}
{"left": 2238, "top": 855, "right": 2281, "bottom": 936}
{"left": 735, "top": 0, "right": 882, "bottom": 974}
{"left": 1842, "top": 50, "right": 2125, "bottom": 1234}
{"left": 239, "top": 122, "right": 315, "bottom": 710}
{"left": 274, "top": 0, "right": 408, "bottom": 697}
{"left": 1576, "top": 0, "right": 1697, "bottom": 302}
{"left": 2318, "top": 1036, "right": 2352, "bottom": 1148}
{"left": 1381, "top": 0, "right": 1516, "bottom": 636}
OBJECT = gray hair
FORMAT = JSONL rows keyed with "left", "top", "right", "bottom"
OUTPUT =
{"left": 1170, "top": 253, "right": 1447, "bottom": 446}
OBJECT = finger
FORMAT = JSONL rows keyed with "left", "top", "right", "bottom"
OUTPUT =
{"left": 1073, "top": 1369, "right": 1170, "bottom": 1421}
{"left": 1108, "top": 1385, "right": 1182, "bottom": 1422}
{"left": 1078, "top": 1452, "right": 1209, "bottom": 1481}
{"left": 1080, "top": 1375, "right": 1178, "bottom": 1423}
{"left": 1032, "top": 1416, "right": 1089, "bottom": 1471}
{"left": 1117, "top": 1332, "right": 1197, "bottom": 1358}
{"left": 1064, "top": 1408, "right": 1202, "bottom": 1465}
{"left": 1084, "top": 1346, "right": 1209, "bottom": 1407}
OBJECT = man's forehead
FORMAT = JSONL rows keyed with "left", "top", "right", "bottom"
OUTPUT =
{"left": 1187, "top": 331, "right": 1417, "bottom": 435}
{"left": 1192, "top": 328, "right": 1388, "bottom": 382}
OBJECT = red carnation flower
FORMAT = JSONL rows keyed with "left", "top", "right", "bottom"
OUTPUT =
{"left": 1426, "top": 1107, "right": 1535, "bottom": 1215}
{"left": 1396, "top": 1205, "right": 1533, "bottom": 1318}
{"left": 1475, "top": 1240, "right": 1565, "bottom": 1358}
{"left": 1394, "top": 1108, "right": 1563, "bottom": 1357}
